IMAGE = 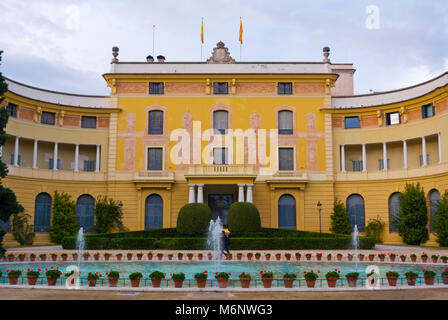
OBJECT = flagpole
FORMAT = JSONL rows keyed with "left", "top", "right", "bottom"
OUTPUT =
{"left": 239, "top": 17, "right": 242, "bottom": 61}
{"left": 201, "top": 17, "right": 203, "bottom": 61}
{"left": 152, "top": 25, "right": 156, "bottom": 58}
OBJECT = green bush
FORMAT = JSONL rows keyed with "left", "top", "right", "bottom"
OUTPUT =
{"left": 432, "top": 191, "right": 448, "bottom": 246}
{"left": 330, "top": 200, "right": 351, "bottom": 235}
{"left": 12, "top": 212, "right": 35, "bottom": 246}
{"left": 50, "top": 191, "right": 78, "bottom": 244}
{"left": 94, "top": 196, "right": 122, "bottom": 233}
{"left": 227, "top": 202, "right": 261, "bottom": 232}
{"left": 176, "top": 203, "right": 212, "bottom": 235}
{"left": 395, "top": 183, "right": 429, "bottom": 245}
{"left": 365, "top": 216, "right": 385, "bottom": 244}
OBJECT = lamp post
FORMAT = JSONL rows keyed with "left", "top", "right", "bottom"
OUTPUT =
{"left": 317, "top": 201, "right": 322, "bottom": 233}
{"left": 118, "top": 201, "right": 123, "bottom": 232}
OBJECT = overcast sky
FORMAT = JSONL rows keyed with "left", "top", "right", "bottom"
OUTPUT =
{"left": 1, "top": 0, "right": 447, "bottom": 95}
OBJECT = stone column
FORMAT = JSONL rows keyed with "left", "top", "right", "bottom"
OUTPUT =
{"left": 422, "top": 136, "right": 427, "bottom": 166}
{"left": 403, "top": 140, "right": 408, "bottom": 169}
{"left": 362, "top": 144, "right": 367, "bottom": 172}
{"left": 14, "top": 136, "right": 19, "bottom": 166}
{"left": 53, "top": 142, "right": 58, "bottom": 170}
{"left": 74, "top": 144, "right": 79, "bottom": 172}
{"left": 188, "top": 184, "right": 196, "bottom": 203}
{"left": 438, "top": 133, "right": 442, "bottom": 163}
{"left": 95, "top": 144, "right": 100, "bottom": 172}
{"left": 33, "top": 140, "right": 38, "bottom": 169}
{"left": 341, "top": 144, "right": 346, "bottom": 172}
{"left": 197, "top": 184, "right": 204, "bottom": 203}
{"left": 238, "top": 184, "right": 245, "bottom": 202}
{"left": 246, "top": 184, "right": 253, "bottom": 203}
{"left": 383, "top": 142, "right": 388, "bottom": 170}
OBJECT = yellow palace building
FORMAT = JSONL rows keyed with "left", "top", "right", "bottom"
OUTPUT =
{"left": 1, "top": 42, "right": 447, "bottom": 246}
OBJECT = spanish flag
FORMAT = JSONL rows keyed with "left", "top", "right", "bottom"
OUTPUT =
{"left": 239, "top": 18, "right": 243, "bottom": 44}
{"left": 201, "top": 18, "right": 204, "bottom": 44}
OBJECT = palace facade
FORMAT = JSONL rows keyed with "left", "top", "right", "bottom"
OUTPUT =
{"left": 1, "top": 42, "right": 447, "bottom": 245}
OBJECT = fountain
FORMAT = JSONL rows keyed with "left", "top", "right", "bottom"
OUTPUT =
{"left": 353, "top": 224, "right": 359, "bottom": 271}
{"left": 207, "top": 217, "right": 223, "bottom": 270}
{"left": 76, "top": 227, "right": 85, "bottom": 271}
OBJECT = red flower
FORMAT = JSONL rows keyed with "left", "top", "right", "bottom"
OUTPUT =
{"left": 204, "top": 270, "right": 208, "bottom": 273}
{"left": 27, "top": 269, "right": 30, "bottom": 271}
{"left": 228, "top": 273, "right": 231, "bottom": 275}
{"left": 50, "top": 266, "right": 53, "bottom": 269}
{"left": 215, "top": 272, "right": 218, "bottom": 275}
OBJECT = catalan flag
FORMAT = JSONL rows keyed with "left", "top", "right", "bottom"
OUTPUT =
{"left": 201, "top": 18, "right": 204, "bottom": 44}
{"left": 239, "top": 18, "right": 243, "bottom": 44}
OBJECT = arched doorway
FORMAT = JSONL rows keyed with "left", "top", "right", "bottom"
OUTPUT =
{"left": 346, "top": 194, "right": 365, "bottom": 232}
{"left": 34, "top": 193, "right": 52, "bottom": 232}
{"left": 278, "top": 194, "right": 296, "bottom": 229}
{"left": 76, "top": 194, "right": 95, "bottom": 232}
{"left": 145, "top": 194, "right": 163, "bottom": 230}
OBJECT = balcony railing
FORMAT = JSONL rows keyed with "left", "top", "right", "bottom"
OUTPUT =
{"left": 187, "top": 164, "right": 254, "bottom": 175}
{"left": 134, "top": 171, "right": 174, "bottom": 180}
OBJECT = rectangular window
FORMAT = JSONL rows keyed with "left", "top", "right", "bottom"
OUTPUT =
{"left": 148, "top": 110, "right": 164, "bottom": 134}
{"left": 278, "top": 111, "right": 293, "bottom": 134}
{"left": 344, "top": 116, "right": 360, "bottom": 129}
{"left": 378, "top": 158, "right": 390, "bottom": 170}
{"left": 419, "top": 154, "right": 430, "bottom": 166}
{"left": 279, "top": 148, "right": 294, "bottom": 171}
{"left": 278, "top": 82, "right": 293, "bottom": 95}
{"left": 213, "top": 82, "right": 228, "bottom": 94}
{"left": 213, "top": 148, "right": 228, "bottom": 165}
{"left": 49, "top": 158, "right": 62, "bottom": 170}
{"left": 83, "top": 160, "right": 95, "bottom": 172}
{"left": 352, "top": 160, "right": 363, "bottom": 172}
{"left": 147, "top": 148, "right": 163, "bottom": 170}
{"left": 40, "top": 111, "right": 55, "bottom": 125}
{"left": 149, "top": 82, "right": 164, "bottom": 94}
{"left": 421, "top": 103, "right": 435, "bottom": 119}
{"left": 9, "top": 154, "right": 22, "bottom": 166}
{"left": 213, "top": 110, "right": 228, "bottom": 135}
{"left": 81, "top": 116, "right": 97, "bottom": 129}
{"left": 6, "top": 103, "right": 17, "bottom": 118}
{"left": 385, "top": 112, "right": 401, "bottom": 126}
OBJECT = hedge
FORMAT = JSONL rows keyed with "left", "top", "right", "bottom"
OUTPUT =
{"left": 227, "top": 202, "right": 261, "bottom": 232}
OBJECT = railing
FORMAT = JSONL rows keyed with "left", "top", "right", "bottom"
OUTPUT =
{"left": 187, "top": 164, "right": 254, "bottom": 175}
{"left": 134, "top": 171, "right": 174, "bottom": 180}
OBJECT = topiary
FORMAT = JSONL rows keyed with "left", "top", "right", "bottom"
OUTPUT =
{"left": 330, "top": 200, "right": 352, "bottom": 235}
{"left": 227, "top": 202, "right": 261, "bottom": 232}
{"left": 176, "top": 203, "right": 212, "bottom": 235}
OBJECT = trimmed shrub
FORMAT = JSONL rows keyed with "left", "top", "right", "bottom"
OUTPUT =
{"left": 330, "top": 200, "right": 351, "bottom": 235}
{"left": 94, "top": 196, "right": 122, "bottom": 233}
{"left": 50, "top": 191, "right": 78, "bottom": 244}
{"left": 176, "top": 203, "right": 212, "bottom": 236}
{"left": 12, "top": 212, "right": 35, "bottom": 246}
{"left": 227, "top": 202, "right": 261, "bottom": 232}
{"left": 432, "top": 191, "right": 448, "bottom": 246}
{"left": 365, "top": 216, "right": 385, "bottom": 243}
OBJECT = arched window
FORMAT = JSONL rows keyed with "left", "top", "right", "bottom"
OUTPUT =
{"left": 213, "top": 110, "right": 228, "bottom": 134}
{"left": 0, "top": 218, "right": 10, "bottom": 233}
{"left": 148, "top": 110, "right": 163, "bottom": 134}
{"left": 76, "top": 195, "right": 95, "bottom": 232}
{"left": 278, "top": 194, "right": 296, "bottom": 229}
{"left": 429, "top": 189, "right": 441, "bottom": 233}
{"left": 346, "top": 194, "right": 365, "bottom": 232}
{"left": 389, "top": 192, "right": 401, "bottom": 233}
{"left": 145, "top": 194, "right": 163, "bottom": 230}
{"left": 278, "top": 110, "right": 293, "bottom": 134}
{"left": 34, "top": 193, "right": 52, "bottom": 232}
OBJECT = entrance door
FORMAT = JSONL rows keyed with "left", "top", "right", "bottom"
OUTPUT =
{"left": 207, "top": 194, "right": 233, "bottom": 224}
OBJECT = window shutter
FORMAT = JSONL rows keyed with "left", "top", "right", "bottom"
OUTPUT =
{"left": 49, "top": 158, "right": 54, "bottom": 170}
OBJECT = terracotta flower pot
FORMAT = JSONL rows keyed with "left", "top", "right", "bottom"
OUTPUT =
{"left": 108, "top": 277, "right": 119, "bottom": 287}
{"left": 47, "top": 276, "right": 58, "bottom": 286}
{"left": 61, "top": 256, "right": 68, "bottom": 261}
{"left": 30, "top": 256, "right": 36, "bottom": 262}
{"left": 368, "top": 256, "right": 374, "bottom": 261}
{"left": 358, "top": 256, "right": 364, "bottom": 261}
{"left": 379, "top": 256, "right": 385, "bottom": 262}
{"left": 188, "top": 256, "right": 193, "bottom": 261}
{"left": 157, "top": 256, "right": 163, "bottom": 261}
{"left": 262, "top": 278, "right": 273, "bottom": 288}
{"left": 116, "top": 256, "right": 122, "bottom": 261}
{"left": 51, "top": 256, "right": 57, "bottom": 262}
{"left": 347, "top": 256, "right": 353, "bottom": 261}
{"left": 442, "top": 258, "right": 448, "bottom": 264}
{"left": 217, "top": 278, "right": 228, "bottom": 288}
{"left": 8, "top": 275, "right": 19, "bottom": 285}
{"left": 237, "top": 255, "right": 242, "bottom": 261}
{"left": 18, "top": 256, "right": 25, "bottom": 262}
{"left": 240, "top": 278, "right": 251, "bottom": 288}
{"left": 346, "top": 277, "right": 358, "bottom": 287}
{"left": 137, "top": 256, "right": 143, "bottom": 261}
{"left": 255, "top": 255, "right": 261, "bottom": 261}
{"left": 207, "top": 255, "right": 212, "bottom": 261}
{"left": 83, "top": 256, "right": 89, "bottom": 261}
{"left": 442, "top": 275, "right": 448, "bottom": 285}
{"left": 432, "top": 257, "right": 438, "bottom": 263}
{"left": 226, "top": 255, "right": 232, "bottom": 260}
{"left": 88, "top": 278, "right": 97, "bottom": 287}
{"left": 410, "top": 256, "right": 417, "bottom": 262}
{"left": 387, "top": 276, "right": 398, "bottom": 286}
{"left": 27, "top": 275, "right": 38, "bottom": 286}
{"left": 326, "top": 277, "right": 338, "bottom": 288}
{"left": 131, "top": 278, "right": 141, "bottom": 287}
{"left": 400, "top": 256, "right": 406, "bottom": 262}
{"left": 40, "top": 256, "right": 47, "bottom": 261}
{"left": 196, "top": 279, "right": 207, "bottom": 288}
{"left": 173, "top": 279, "right": 184, "bottom": 288}
{"left": 283, "top": 278, "right": 295, "bottom": 288}
{"left": 7, "top": 256, "right": 14, "bottom": 262}
{"left": 316, "top": 256, "right": 322, "bottom": 261}
{"left": 178, "top": 256, "right": 183, "bottom": 261}
{"left": 265, "top": 256, "right": 270, "bottom": 261}
{"left": 337, "top": 255, "right": 343, "bottom": 261}
{"left": 285, "top": 255, "right": 291, "bottom": 261}
{"left": 306, "top": 256, "right": 311, "bottom": 261}
{"left": 295, "top": 255, "right": 301, "bottom": 261}
{"left": 147, "top": 255, "right": 153, "bottom": 261}
{"left": 198, "top": 256, "right": 203, "bottom": 261}
{"left": 94, "top": 255, "right": 100, "bottom": 261}
{"left": 72, "top": 255, "right": 78, "bottom": 261}
{"left": 305, "top": 278, "right": 316, "bottom": 288}
{"left": 275, "top": 255, "right": 281, "bottom": 261}
{"left": 151, "top": 278, "right": 162, "bottom": 288}
{"left": 424, "top": 275, "right": 434, "bottom": 285}
{"left": 389, "top": 256, "right": 396, "bottom": 262}
{"left": 406, "top": 276, "right": 417, "bottom": 286}
{"left": 247, "top": 255, "right": 253, "bottom": 261}
{"left": 127, "top": 256, "right": 132, "bottom": 261}
{"left": 421, "top": 257, "right": 428, "bottom": 263}
{"left": 327, "top": 256, "right": 332, "bottom": 261}
{"left": 168, "top": 256, "right": 173, "bottom": 261}
{"left": 105, "top": 255, "right": 110, "bottom": 261}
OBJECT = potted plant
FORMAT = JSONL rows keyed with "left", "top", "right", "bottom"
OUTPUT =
{"left": 303, "top": 270, "right": 319, "bottom": 288}
{"left": 325, "top": 269, "right": 340, "bottom": 288}
{"left": 127, "top": 253, "right": 133, "bottom": 261}
{"left": 389, "top": 253, "right": 396, "bottom": 262}
{"left": 187, "top": 253, "right": 194, "bottom": 261}
{"left": 441, "top": 268, "right": 448, "bottom": 285}
{"left": 423, "top": 269, "right": 435, "bottom": 285}
{"left": 207, "top": 252, "right": 213, "bottom": 261}
{"left": 358, "top": 253, "right": 364, "bottom": 261}
{"left": 283, "top": 272, "right": 296, "bottom": 288}
{"left": 198, "top": 253, "right": 203, "bottom": 261}
{"left": 441, "top": 256, "right": 448, "bottom": 264}
{"left": 150, "top": 270, "right": 165, "bottom": 288}
{"left": 194, "top": 270, "right": 208, "bottom": 288}
{"left": 347, "top": 253, "right": 353, "bottom": 261}
{"left": 421, "top": 253, "right": 428, "bottom": 263}
{"left": 177, "top": 252, "right": 183, "bottom": 260}
{"left": 236, "top": 253, "right": 243, "bottom": 261}
{"left": 410, "top": 253, "right": 417, "bottom": 262}
{"left": 168, "top": 254, "right": 173, "bottom": 261}
{"left": 107, "top": 271, "right": 120, "bottom": 287}
{"left": 285, "top": 253, "right": 291, "bottom": 261}
{"left": 327, "top": 253, "right": 332, "bottom": 261}
{"left": 265, "top": 253, "right": 271, "bottom": 261}
{"left": 295, "top": 252, "right": 301, "bottom": 261}
{"left": 275, "top": 253, "right": 281, "bottom": 261}
{"left": 239, "top": 272, "right": 251, "bottom": 288}
{"left": 18, "top": 253, "right": 26, "bottom": 262}
{"left": 104, "top": 253, "right": 111, "bottom": 261}
{"left": 94, "top": 253, "right": 100, "bottom": 261}
{"left": 116, "top": 253, "right": 123, "bottom": 261}
{"left": 431, "top": 254, "right": 439, "bottom": 263}
{"left": 215, "top": 272, "right": 231, "bottom": 288}
{"left": 157, "top": 253, "right": 163, "bottom": 261}
{"left": 337, "top": 253, "right": 343, "bottom": 261}
{"left": 46, "top": 268, "right": 62, "bottom": 286}
{"left": 39, "top": 253, "right": 47, "bottom": 261}
{"left": 83, "top": 252, "right": 90, "bottom": 261}
{"left": 305, "top": 253, "right": 312, "bottom": 261}
{"left": 50, "top": 253, "right": 57, "bottom": 261}
{"left": 65, "top": 270, "right": 76, "bottom": 285}
{"left": 26, "top": 269, "right": 40, "bottom": 285}
{"left": 7, "top": 253, "right": 14, "bottom": 262}
{"left": 386, "top": 271, "right": 399, "bottom": 286}
{"left": 400, "top": 254, "right": 407, "bottom": 262}
{"left": 7, "top": 270, "right": 22, "bottom": 285}
{"left": 345, "top": 272, "right": 359, "bottom": 287}
{"left": 72, "top": 253, "right": 78, "bottom": 261}
{"left": 368, "top": 254, "right": 375, "bottom": 262}
{"left": 405, "top": 271, "right": 418, "bottom": 286}
{"left": 260, "top": 271, "right": 274, "bottom": 288}
{"left": 316, "top": 253, "right": 322, "bottom": 261}
{"left": 255, "top": 253, "right": 261, "bottom": 261}
{"left": 61, "top": 253, "right": 68, "bottom": 261}
{"left": 129, "top": 272, "right": 143, "bottom": 287}
{"left": 87, "top": 272, "right": 101, "bottom": 287}
{"left": 247, "top": 252, "right": 253, "bottom": 261}
{"left": 147, "top": 252, "right": 153, "bottom": 260}
{"left": 171, "top": 272, "right": 185, "bottom": 288}
{"left": 378, "top": 253, "right": 386, "bottom": 262}
{"left": 30, "top": 253, "right": 36, "bottom": 261}
{"left": 226, "top": 253, "right": 232, "bottom": 260}
{"left": 137, "top": 252, "right": 143, "bottom": 261}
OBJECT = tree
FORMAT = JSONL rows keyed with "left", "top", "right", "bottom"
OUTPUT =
{"left": 365, "top": 216, "right": 385, "bottom": 243}
{"left": 330, "top": 200, "right": 352, "bottom": 235}
{"left": 0, "top": 51, "right": 23, "bottom": 255}
{"left": 94, "top": 196, "right": 122, "bottom": 233}
{"left": 394, "top": 183, "right": 429, "bottom": 245}
{"left": 12, "top": 212, "right": 35, "bottom": 246}
{"left": 432, "top": 191, "right": 448, "bottom": 246}
{"left": 50, "top": 191, "right": 78, "bottom": 244}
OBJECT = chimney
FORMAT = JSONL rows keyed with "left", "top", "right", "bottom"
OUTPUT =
{"left": 157, "top": 55, "right": 165, "bottom": 63}
{"left": 323, "top": 46, "right": 330, "bottom": 63}
{"left": 146, "top": 55, "right": 154, "bottom": 62}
